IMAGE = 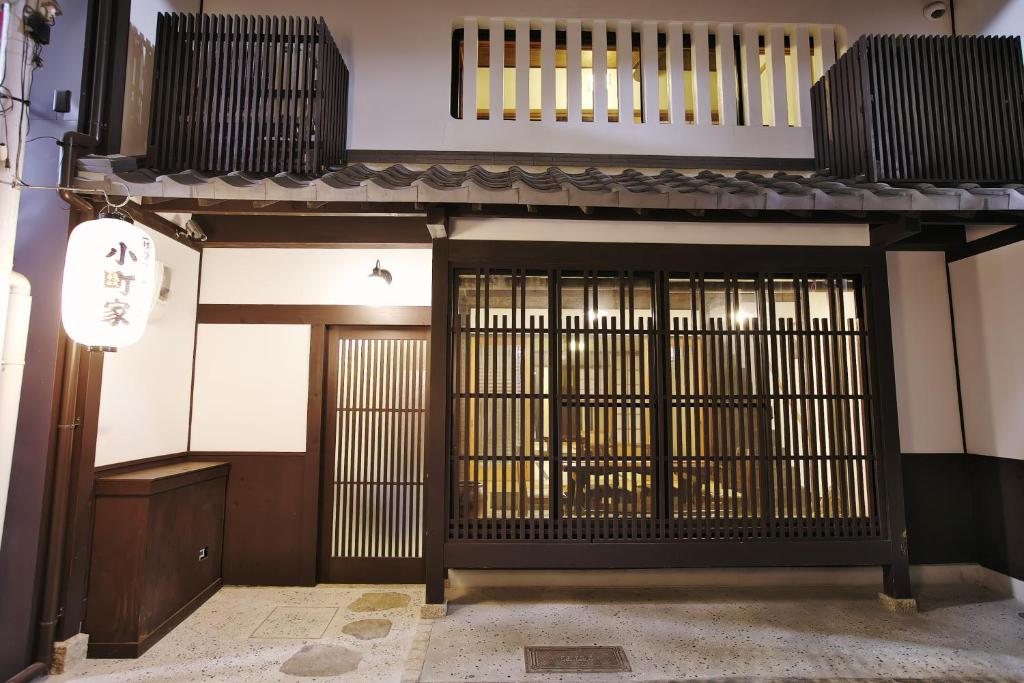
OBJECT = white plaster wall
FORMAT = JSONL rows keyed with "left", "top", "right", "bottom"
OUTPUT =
{"left": 886, "top": 251, "right": 963, "bottom": 454}
{"left": 189, "top": 324, "right": 311, "bottom": 452}
{"left": 199, "top": 248, "right": 432, "bottom": 306}
{"left": 194, "top": 0, "right": 950, "bottom": 157}
{"left": 121, "top": 0, "right": 201, "bottom": 155}
{"left": 949, "top": 241, "right": 1024, "bottom": 461}
{"left": 955, "top": 0, "right": 1024, "bottom": 39}
{"left": 451, "top": 218, "right": 869, "bottom": 246}
{"left": 95, "top": 227, "right": 200, "bottom": 466}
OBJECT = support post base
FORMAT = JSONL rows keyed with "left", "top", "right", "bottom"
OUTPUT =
{"left": 51, "top": 632, "right": 89, "bottom": 674}
{"left": 420, "top": 601, "right": 448, "bottom": 619}
{"left": 878, "top": 592, "right": 918, "bottom": 614}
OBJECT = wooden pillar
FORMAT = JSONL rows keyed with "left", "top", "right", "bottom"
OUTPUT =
{"left": 794, "top": 25, "right": 813, "bottom": 127}
{"left": 666, "top": 23, "right": 685, "bottom": 125}
{"left": 640, "top": 21, "right": 659, "bottom": 124}
{"left": 489, "top": 18, "right": 504, "bottom": 121}
{"left": 717, "top": 23, "right": 737, "bottom": 126}
{"left": 462, "top": 19, "right": 478, "bottom": 120}
{"left": 424, "top": 237, "right": 450, "bottom": 605}
{"left": 767, "top": 25, "right": 788, "bottom": 127}
{"left": 741, "top": 24, "right": 763, "bottom": 127}
{"left": 515, "top": 19, "right": 530, "bottom": 121}
{"left": 592, "top": 21, "right": 608, "bottom": 123}
{"left": 868, "top": 246, "right": 913, "bottom": 599}
{"left": 566, "top": 20, "right": 583, "bottom": 123}
{"left": 691, "top": 22, "right": 712, "bottom": 125}
{"left": 540, "top": 20, "right": 556, "bottom": 123}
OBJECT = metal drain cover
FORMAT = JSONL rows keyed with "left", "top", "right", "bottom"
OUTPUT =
{"left": 524, "top": 646, "right": 631, "bottom": 673}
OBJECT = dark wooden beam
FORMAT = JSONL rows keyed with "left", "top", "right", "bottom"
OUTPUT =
{"left": 193, "top": 214, "right": 430, "bottom": 246}
{"left": 138, "top": 196, "right": 1024, "bottom": 227}
{"left": 947, "top": 224, "right": 1024, "bottom": 262}
{"left": 886, "top": 225, "right": 965, "bottom": 251}
{"left": 196, "top": 304, "right": 431, "bottom": 326}
{"left": 870, "top": 218, "right": 921, "bottom": 247}
{"left": 426, "top": 206, "right": 447, "bottom": 239}
{"left": 117, "top": 201, "right": 202, "bottom": 252}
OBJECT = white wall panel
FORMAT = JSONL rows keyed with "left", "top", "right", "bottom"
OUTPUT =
{"left": 190, "top": 324, "right": 311, "bottom": 452}
{"left": 886, "top": 252, "right": 963, "bottom": 455}
{"left": 199, "top": 248, "right": 432, "bottom": 306}
{"left": 95, "top": 227, "right": 200, "bottom": 466}
{"left": 451, "top": 218, "right": 868, "bottom": 246}
{"left": 950, "top": 241, "right": 1024, "bottom": 461}
{"left": 121, "top": 0, "right": 201, "bottom": 155}
{"left": 180, "top": 0, "right": 950, "bottom": 157}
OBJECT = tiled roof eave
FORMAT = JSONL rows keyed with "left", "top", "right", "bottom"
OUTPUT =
{"left": 74, "top": 164, "right": 1024, "bottom": 214}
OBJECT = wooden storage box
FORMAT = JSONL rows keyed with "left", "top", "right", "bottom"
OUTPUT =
{"left": 85, "top": 461, "right": 229, "bottom": 658}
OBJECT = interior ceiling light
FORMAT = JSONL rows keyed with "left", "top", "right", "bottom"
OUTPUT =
{"left": 369, "top": 259, "right": 393, "bottom": 286}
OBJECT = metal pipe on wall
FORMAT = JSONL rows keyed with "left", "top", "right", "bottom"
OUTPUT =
{"left": 0, "top": 272, "right": 32, "bottom": 552}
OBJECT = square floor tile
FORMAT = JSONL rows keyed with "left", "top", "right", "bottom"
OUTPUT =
{"left": 250, "top": 606, "right": 338, "bottom": 639}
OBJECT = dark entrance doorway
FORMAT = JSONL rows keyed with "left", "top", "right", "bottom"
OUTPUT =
{"left": 319, "top": 327, "right": 429, "bottom": 583}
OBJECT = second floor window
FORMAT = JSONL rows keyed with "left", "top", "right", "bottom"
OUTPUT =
{"left": 451, "top": 23, "right": 833, "bottom": 127}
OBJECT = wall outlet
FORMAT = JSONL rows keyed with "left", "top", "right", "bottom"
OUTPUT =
{"left": 198, "top": 546, "right": 208, "bottom": 561}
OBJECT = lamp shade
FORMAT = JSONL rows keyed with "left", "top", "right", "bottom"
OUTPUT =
{"left": 61, "top": 218, "right": 158, "bottom": 350}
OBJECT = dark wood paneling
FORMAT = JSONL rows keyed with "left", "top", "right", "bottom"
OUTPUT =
{"left": 813, "top": 34, "right": 1024, "bottom": 183}
{"left": 973, "top": 453, "right": 1024, "bottom": 583}
{"left": 446, "top": 539, "right": 894, "bottom": 568}
{"left": 902, "top": 453, "right": 977, "bottom": 564}
{"left": 902, "top": 452, "right": 1024, "bottom": 583}
{"left": 195, "top": 214, "right": 430, "bottom": 246}
{"left": 197, "top": 304, "right": 431, "bottom": 326}
{"left": 188, "top": 453, "right": 311, "bottom": 585}
{"left": 85, "top": 462, "right": 228, "bottom": 658}
{"left": 147, "top": 13, "right": 348, "bottom": 175}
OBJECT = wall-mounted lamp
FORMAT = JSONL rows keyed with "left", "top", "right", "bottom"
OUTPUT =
{"left": 368, "top": 259, "right": 393, "bottom": 288}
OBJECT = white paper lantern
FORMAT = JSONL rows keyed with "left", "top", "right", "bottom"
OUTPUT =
{"left": 61, "top": 218, "right": 158, "bottom": 350}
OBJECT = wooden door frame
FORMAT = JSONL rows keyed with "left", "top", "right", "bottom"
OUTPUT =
{"left": 317, "top": 325, "right": 431, "bottom": 584}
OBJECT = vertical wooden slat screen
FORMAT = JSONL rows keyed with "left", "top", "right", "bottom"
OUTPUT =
{"left": 450, "top": 270, "right": 881, "bottom": 543}
{"left": 147, "top": 13, "right": 348, "bottom": 175}
{"left": 331, "top": 337, "right": 427, "bottom": 561}
{"left": 812, "top": 34, "right": 1024, "bottom": 183}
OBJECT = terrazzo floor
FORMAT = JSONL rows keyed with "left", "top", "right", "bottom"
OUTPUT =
{"left": 420, "top": 583, "right": 1024, "bottom": 682}
{"left": 42, "top": 581, "right": 1024, "bottom": 682}
{"left": 46, "top": 584, "right": 423, "bottom": 682}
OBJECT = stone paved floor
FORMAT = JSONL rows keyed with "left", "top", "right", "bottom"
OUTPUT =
{"left": 45, "top": 582, "right": 1024, "bottom": 682}
{"left": 47, "top": 584, "right": 423, "bottom": 682}
{"left": 420, "top": 584, "right": 1024, "bottom": 682}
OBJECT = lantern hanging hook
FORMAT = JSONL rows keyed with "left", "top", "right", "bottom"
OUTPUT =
{"left": 99, "top": 182, "right": 134, "bottom": 222}
{"left": 100, "top": 182, "right": 131, "bottom": 210}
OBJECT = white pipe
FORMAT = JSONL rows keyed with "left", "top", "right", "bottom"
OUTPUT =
{"left": 0, "top": 271, "right": 31, "bottom": 552}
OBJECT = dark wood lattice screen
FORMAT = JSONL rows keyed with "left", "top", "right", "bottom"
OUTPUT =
{"left": 449, "top": 270, "right": 882, "bottom": 542}
{"left": 147, "top": 13, "right": 348, "bottom": 175}
{"left": 329, "top": 337, "right": 426, "bottom": 563}
{"left": 812, "top": 34, "right": 1024, "bottom": 183}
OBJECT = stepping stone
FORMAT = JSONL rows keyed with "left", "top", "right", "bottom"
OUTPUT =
{"left": 279, "top": 643, "right": 361, "bottom": 677}
{"left": 342, "top": 618, "right": 392, "bottom": 640}
{"left": 347, "top": 591, "right": 411, "bottom": 612}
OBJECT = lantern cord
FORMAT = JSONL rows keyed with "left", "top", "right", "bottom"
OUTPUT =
{"left": 10, "top": 178, "right": 133, "bottom": 210}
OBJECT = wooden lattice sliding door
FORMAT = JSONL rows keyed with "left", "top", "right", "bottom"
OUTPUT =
{"left": 448, "top": 268, "right": 882, "bottom": 544}
{"left": 321, "top": 328, "right": 428, "bottom": 583}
